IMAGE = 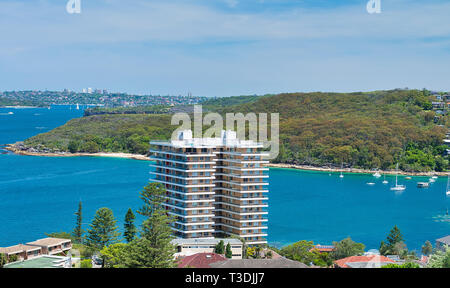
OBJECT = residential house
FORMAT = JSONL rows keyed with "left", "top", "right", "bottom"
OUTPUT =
{"left": 334, "top": 255, "right": 395, "bottom": 268}
{"left": 177, "top": 253, "right": 227, "bottom": 268}
{"left": 26, "top": 238, "right": 72, "bottom": 256}
{"left": 436, "top": 235, "right": 450, "bottom": 252}
{"left": 209, "top": 257, "right": 309, "bottom": 268}
{"left": 0, "top": 244, "right": 42, "bottom": 262}
{"left": 172, "top": 238, "right": 243, "bottom": 259}
{"left": 311, "top": 244, "right": 335, "bottom": 253}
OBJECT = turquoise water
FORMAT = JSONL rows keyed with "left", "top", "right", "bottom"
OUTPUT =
{"left": 0, "top": 107, "right": 449, "bottom": 251}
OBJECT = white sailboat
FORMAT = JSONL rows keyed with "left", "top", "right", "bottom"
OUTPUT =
{"left": 76, "top": 103, "right": 80, "bottom": 110}
{"left": 390, "top": 163, "right": 406, "bottom": 191}
{"left": 382, "top": 174, "right": 389, "bottom": 184}
{"left": 446, "top": 175, "right": 450, "bottom": 197}
{"left": 339, "top": 163, "right": 344, "bottom": 178}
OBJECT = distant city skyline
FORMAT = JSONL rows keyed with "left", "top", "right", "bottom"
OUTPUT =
{"left": 1, "top": 0, "right": 449, "bottom": 97}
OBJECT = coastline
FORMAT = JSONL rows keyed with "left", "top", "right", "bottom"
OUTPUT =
{"left": 5, "top": 144, "right": 449, "bottom": 176}
{"left": 5, "top": 144, "right": 150, "bottom": 161}
{"left": 266, "top": 163, "right": 449, "bottom": 177}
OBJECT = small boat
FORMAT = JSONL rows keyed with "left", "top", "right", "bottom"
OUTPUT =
{"left": 7, "top": 112, "right": 13, "bottom": 115}
{"left": 390, "top": 163, "right": 406, "bottom": 191}
{"left": 417, "top": 182, "right": 429, "bottom": 188}
{"left": 429, "top": 178, "right": 436, "bottom": 183}
{"left": 432, "top": 176, "right": 438, "bottom": 179}
{"left": 446, "top": 176, "right": 450, "bottom": 197}
{"left": 373, "top": 171, "right": 381, "bottom": 178}
{"left": 405, "top": 176, "right": 412, "bottom": 180}
{"left": 367, "top": 182, "right": 376, "bottom": 186}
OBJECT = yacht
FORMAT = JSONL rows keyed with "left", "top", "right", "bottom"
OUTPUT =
{"left": 390, "top": 164, "right": 406, "bottom": 191}
{"left": 417, "top": 182, "right": 429, "bottom": 188}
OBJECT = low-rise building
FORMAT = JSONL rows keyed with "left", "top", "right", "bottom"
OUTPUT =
{"left": 209, "top": 257, "right": 309, "bottom": 268}
{"left": 0, "top": 244, "right": 42, "bottom": 262}
{"left": 311, "top": 244, "right": 335, "bottom": 253}
{"left": 172, "top": 238, "right": 243, "bottom": 259}
{"left": 26, "top": 238, "right": 72, "bottom": 256}
{"left": 436, "top": 235, "right": 450, "bottom": 252}
{"left": 4, "top": 255, "right": 72, "bottom": 268}
{"left": 334, "top": 255, "right": 395, "bottom": 268}
{"left": 177, "top": 253, "right": 227, "bottom": 268}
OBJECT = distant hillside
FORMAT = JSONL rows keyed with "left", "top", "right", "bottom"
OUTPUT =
{"left": 19, "top": 90, "right": 449, "bottom": 172}
{"left": 24, "top": 114, "right": 173, "bottom": 155}
{"left": 83, "top": 105, "right": 171, "bottom": 116}
{"left": 210, "top": 90, "right": 448, "bottom": 172}
{"left": 0, "top": 97, "right": 42, "bottom": 107}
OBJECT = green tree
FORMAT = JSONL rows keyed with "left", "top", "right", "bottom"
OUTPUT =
{"left": 428, "top": 246, "right": 450, "bottom": 268}
{"left": 331, "top": 237, "right": 365, "bottom": 260}
{"left": 100, "top": 243, "right": 128, "bottom": 268}
{"left": 85, "top": 207, "right": 120, "bottom": 251}
{"left": 225, "top": 243, "right": 233, "bottom": 259}
{"left": 421, "top": 240, "right": 433, "bottom": 256}
{"left": 45, "top": 231, "right": 74, "bottom": 241}
{"left": 72, "top": 201, "right": 84, "bottom": 244}
{"left": 123, "top": 183, "right": 175, "bottom": 268}
{"left": 382, "top": 262, "right": 420, "bottom": 268}
{"left": 80, "top": 259, "right": 92, "bottom": 268}
{"left": 280, "top": 240, "right": 315, "bottom": 265}
{"left": 123, "top": 208, "right": 137, "bottom": 243}
{"left": 380, "top": 225, "right": 404, "bottom": 255}
{"left": 0, "top": 253, "right": 7, "bottom": 267}
{"left": 215, "top": 240, "right": 225, "bottom": 254}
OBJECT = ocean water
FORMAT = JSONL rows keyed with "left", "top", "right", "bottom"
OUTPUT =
{"left": 0, "top": 106, "right": 449, "bottom": 251}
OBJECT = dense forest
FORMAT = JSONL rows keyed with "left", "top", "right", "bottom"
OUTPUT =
{"left": 22, "top": 90, "right": 449, "bottom": 172}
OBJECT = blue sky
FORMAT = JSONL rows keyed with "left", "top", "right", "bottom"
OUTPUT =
{"left": 0, "top": 0, "right": 449, "bottom": 97}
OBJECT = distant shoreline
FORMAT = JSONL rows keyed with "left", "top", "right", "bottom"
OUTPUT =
{"left": 5, "top": 144, "right": 449, "bottom": 176}
{"left": 266, "top": 163, "right": 448, "bottom": 177}
{"left": 5, "top": 144, "right": 150, "bottom": 161}
{"left": 0, "top": 106, "right": 41, "bottom": 109}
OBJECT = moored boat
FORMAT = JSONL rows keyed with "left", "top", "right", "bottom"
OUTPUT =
{"left": 390, "top": 163, "right": 406, "bottom": 191}
{"left": 417, "top": 182, "right": 429, "bottom": 188}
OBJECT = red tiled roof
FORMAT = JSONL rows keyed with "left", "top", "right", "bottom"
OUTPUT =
{"left": 177, "top": 253, "right": 227, "bottom": 268}
{"left": 334, "top": 255, "right": 395, "bottom": 268}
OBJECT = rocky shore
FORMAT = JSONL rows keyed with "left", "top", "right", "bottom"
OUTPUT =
{"left": 5, "top": 143, "right": 150, "bottom": 161}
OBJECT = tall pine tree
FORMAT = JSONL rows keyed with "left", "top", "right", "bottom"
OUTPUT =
{"left": 86, "top": 207, "right": 120, "bottom": 251}
{"left": 72, "top": 201, "right": 84, "bottom": 244}
{"left": 380, "top": 225, "right": 404, "bottom": 255}
{"left": 123, "top": 183, "right": 176, "bottom": 268}
{"left": 124, "top": 208, "right": 137, "bottom": 243}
